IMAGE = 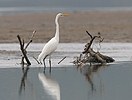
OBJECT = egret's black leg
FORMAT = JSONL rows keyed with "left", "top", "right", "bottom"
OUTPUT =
{"left": 43, "top": 58, "right": 46, "bottom": 73}
{"left": 49, "top": 56, "right": 52, "bottom": 73}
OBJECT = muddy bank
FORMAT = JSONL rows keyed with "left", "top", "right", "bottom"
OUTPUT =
{"left": 0, "top": 11, "right": 132, "bottom": 43}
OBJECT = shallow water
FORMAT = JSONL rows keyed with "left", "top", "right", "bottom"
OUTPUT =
{"left": 0, "top": 43, "right": 132, "bottom": 67}
{"left": 0, "top": 62, "right": 132, "bottom": 100}
{"left": 0, "top": 43, "right": 132, "bottom": 100}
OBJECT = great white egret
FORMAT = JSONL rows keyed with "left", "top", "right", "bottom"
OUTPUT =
{"left": 38, "top": 13, "right": 68, "bottom": 72}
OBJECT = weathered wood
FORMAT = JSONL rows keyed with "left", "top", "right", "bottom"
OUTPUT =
{"left": 17, "top": 35, "right": 31, "bottom": 65}
{"left": 83, "top": 31, "right": 101, "bottom": 54}
{"left": 25, "top": 30, "right": 36, "bottom": 50}
{"left": 17, "top": 30, "right": 36, "bottom": 66}
{"left": 86, "top": 31, "right": 92, "bottom": 39}
{"left": 82, "top": 36, "right": 97, "bottom": 54}
{"left": 97, "top": 51, "right": 115, "bottom": 63}
{"left": 73, "top": 31, "right": 115, "bottom": 68}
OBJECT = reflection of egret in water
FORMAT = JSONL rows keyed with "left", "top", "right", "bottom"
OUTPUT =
{"left": 38, "top": 73, "right": 60, "bottom": 100}
{"left": 79, "top": 64, "right": 104, "bottom": 93}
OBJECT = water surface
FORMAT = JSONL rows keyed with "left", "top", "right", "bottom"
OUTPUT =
{"left": 0, "top": 43, "right": 132, "bottom": 100}
{"left": 0, "top": 0, "right": 132, "bottom": 15}
{"left": 0, "top": 62, "right": 132, "bottom": 100}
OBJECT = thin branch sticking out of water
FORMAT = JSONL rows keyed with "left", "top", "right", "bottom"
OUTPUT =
{"left": 33, "top": 56, "right": 40, "bottom": 64}
{"left": 17, "top": 30, "right": 36, "bottom": 66}
{"left": 58, "top": 56, "right": 67, "bottom": 64}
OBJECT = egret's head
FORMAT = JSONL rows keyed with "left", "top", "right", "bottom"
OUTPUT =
{"left": 57, "top": 13, "right": 69, "bottom": 17}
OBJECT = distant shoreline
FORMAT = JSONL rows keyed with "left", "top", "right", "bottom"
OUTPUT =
{"left": 1, "top": 6, "right": 132, "bottom": 14}
{"left": 0, "top": 10, "right": 132, "bottom": 43}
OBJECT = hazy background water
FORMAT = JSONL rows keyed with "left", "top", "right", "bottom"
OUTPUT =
{"left": 0, "top": 0, "right": 132, "bottom": 8}
{"left": 0, "top": 0, "right": 132, "bottom": 14}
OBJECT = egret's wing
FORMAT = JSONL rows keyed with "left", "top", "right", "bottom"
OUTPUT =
{"left": 42, "top": 37, "right": 58, "bottom": 55}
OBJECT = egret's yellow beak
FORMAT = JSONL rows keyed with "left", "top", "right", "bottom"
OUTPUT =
{"left": 62, "top": 13, "right": 69, "bottom": 16}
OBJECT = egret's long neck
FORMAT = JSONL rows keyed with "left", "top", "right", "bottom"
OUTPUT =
{"left": 55, "top": 15, "right": 59, "bottom": 41}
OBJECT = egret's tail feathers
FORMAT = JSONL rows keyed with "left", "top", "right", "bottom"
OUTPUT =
{"left": 37, "top": 58, "right": 42, "bottom": 64}
{"left": 38, "top": 54, "right": 43, "bottom": 64}
{"left": 38, "top": 52, "right": 46, "bottom": 64}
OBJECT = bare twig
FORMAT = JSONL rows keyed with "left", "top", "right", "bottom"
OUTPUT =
{"left": 83, "top": 31, "right": 102, "bottom": 54}
{"left": 17, "top": 35, "right": 31, "bottom": 65}
{"left": 86, "top": 31, "right": 92, "bottom": 39}
{"left": 58, "top": 56, "right": 67, "bottom": 64}
{"left": 83, "top": 36, "right": 98, "bottom": 54}
{"left": 25, "top": 30, "right": 36, "bottom": 50}
{"left": 33, "top": 56, "right": 40, "bottom": 64}
{"left": 17, "top": 30, "right": 36, "bottom": 66}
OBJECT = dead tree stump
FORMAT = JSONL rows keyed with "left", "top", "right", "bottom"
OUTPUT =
{"left": 73, "top": 31, "right": 115, "bottom": 68}
{"left": 17, "top": 30, "right": 36, "bottom": 66}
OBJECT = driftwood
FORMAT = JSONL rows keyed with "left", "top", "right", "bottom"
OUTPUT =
{"left": 17, "top": 30, "right": 36, "bottom": 66}
{"left": 73, "top": 31, "right": 115, "bottom": 68}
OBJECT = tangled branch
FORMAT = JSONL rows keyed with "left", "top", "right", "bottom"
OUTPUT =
{"left": 73, "top": 31, "right": 115, "bottom": 68}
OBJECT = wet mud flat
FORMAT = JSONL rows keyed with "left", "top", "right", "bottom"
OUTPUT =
{"left": 0, "top": 43, "right": 132, "bottom": 67}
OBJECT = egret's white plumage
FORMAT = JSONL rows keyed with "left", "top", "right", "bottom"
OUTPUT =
{"left": 38, "top": 36, "right": 58, "bottom": 63}
{"left": 38, "top": 13, "right": 68, "bottom": 72}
